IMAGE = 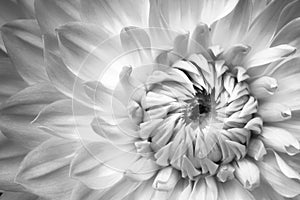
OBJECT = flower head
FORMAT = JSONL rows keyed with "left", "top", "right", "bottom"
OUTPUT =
{"left": 1, "top": 0, "right": 300, "bottom": 199}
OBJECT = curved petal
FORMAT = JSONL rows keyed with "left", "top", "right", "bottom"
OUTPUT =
{"left": 1, "top": 20, "right": 48, "bottom": 84}
{"left": 80, "top": 0, "right": 149, "bottom": 34}
{"left": 15, "top": 138, "right": 80, "bottom": 200}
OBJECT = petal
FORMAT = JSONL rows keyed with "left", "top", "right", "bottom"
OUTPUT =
{"left": 70, "top": 142, "right": 139, "bottom": 190}
{"left": 0, "top": 83, "right": 65, "bottom": 148}
{"left": 1, "top": 20, "right": 49, "bottom": 84}
{"left": 258, "top": 102, "right": 292, "bottom": 122}
{"left": 189, "top": 177, "right": 218, "bottom": 200}
{"left": 272, "top": 18, "right": 300, "bottom": 56}
{"left": 251, "top": 180, "right": 286, "bottom": 200}
{"left": 212, "top": 0, "right": 253, "bottom": 48}
{"left": 80, "top": 0, "right": 149, "bottom": 34}
{"left": 0, "top": 191, "right": 40, "bottom": 200}
{"left": 57, "top": 22, "right": 122, "bottom": 82}
{"left": 35, "top": 0, "right": 80, "bottom": 36}
{"left": 43, "top": 34, "right": 92, "bottom": 105}
{"left": 0, "top": 0, "right": 26, "bottom": 51}
{"left": 261, "top": 126, "right": 300, "bottom": 156}
{"left": 243, "top": 44, "right": 296, "bottom": 69}
{"left": 234, "top": 159, "right": 260, "bottom": 190}
{"left": 249, "top": 76, "right": 278, "bottom": 99}
{"left": 16, "top": 0, "right": 35, "bottom": 18}
{"left": 217, "top": 179, "right": 255, "bottom": 200}
{"left": 33, "top": 99, "right": 99, "bottom": 141}
{"left": 15, "top": 138, "right": 79, "bottom": 200}
{"left": 243, "top": 0, "right": 289, "bottom": 53}
{"left": 0, "top": 133, "right": 28, "bottom": 191}
{"left": 258, "top": 153, "right": 300, "bottom": 198}
{"left": 0, "top": 58, "right": 27, "bottom": 103}
{"left": 156, "top": 0, "right": 238, "bottom": 31}
{"left": 276, "top": 0, "right": 300, "bottom": 32}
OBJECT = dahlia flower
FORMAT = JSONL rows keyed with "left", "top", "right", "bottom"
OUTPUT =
{"left": 1, "top": 0, "right": 300, "bottom": 199}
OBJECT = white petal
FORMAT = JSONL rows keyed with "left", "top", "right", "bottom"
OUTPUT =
{"left": 234, "top": 159, "right": 260, "bottom": 190}
{"left": 258, "top": 102, "right": 292, "bottom": 122}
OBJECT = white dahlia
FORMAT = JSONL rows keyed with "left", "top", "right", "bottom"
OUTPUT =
{"left": 1, "top": 0, "right": 300, "bottom": 199}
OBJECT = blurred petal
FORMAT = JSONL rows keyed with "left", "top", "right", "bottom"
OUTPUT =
{"left": 15, "top": 138, "right": 79, "bottom": 200}
{"left": 0, "top": 133, "right": 28, "bottom": 191}
{"left": 0, "top": 191, "right": 40, "bottom": 200}
{"left": 0, "top": 83, "right": 65, "bottom": 148}
{"left": 16, "top": 0, "right": 35, "bottom": 18}
{"left": 0, "top": 58, "right": 27, "bottom": 103}
{"left": 35, "top": 0, "right": 80, "bottom": 35}
{"left": 57, "top": 22, "right": 122, "bottom": 82}
{"left": 80, "top": 0, "right": 149, "bottom": 34}
{"left": 1, "top": 20, "right": 48, "bottom": 84}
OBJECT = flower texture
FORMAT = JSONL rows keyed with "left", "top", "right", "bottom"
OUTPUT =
{"left": 1, "top": 0, "right": 300, "bottom": 199}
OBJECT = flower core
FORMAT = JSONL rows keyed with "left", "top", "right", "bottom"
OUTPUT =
{"left": 133, "top": 52, "right": 262, "bottom": 181}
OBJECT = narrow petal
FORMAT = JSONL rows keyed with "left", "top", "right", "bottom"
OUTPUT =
{"left": 1, "top": 20, "right": 49, "bottom": 84}
{"left": 276, "top": 0, "right": 300, "bottom": 32}
{"left": 16, "top": 0, "right": 35, "bottom": 18}
{"left": 15, "top": 138, "right": 79, "bottom": 200}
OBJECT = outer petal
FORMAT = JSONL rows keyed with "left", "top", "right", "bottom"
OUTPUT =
{"left": 1, "top": 20, "right": 48, "bottom": 84}
{"left": 80, "top": 0, "right": 149, "bottom": 34}
{"left": 258, "top": 153, "right": 300, "bottom": 198}
{"left": 0, "top": 191, "right": 41, "bottom": 200}
{"left": 57, "top": 22, "right": 123, "bottom": 82}
{"left": 15, "top": 138, "right": 80, "bottom": 200}
{"left": 0, "top": 133, "right": 28, "bottom": 192}
{"left": 217, "top": 179, "right": 255, "bottom": 200}
{"left": 212, "top": 0, "right": 252, "bottom": 48}
{"left": 70, "top": 142, "right": 140, "bottom": 190}
{"left": 33, "top": 99, "right": 99, "bottom": 141}
{"left": 261, "top": 126, "right": 300, "bottom": 155}
{"left": 0, "top": 83, "right": 65, "bottom": 148}
{"left": 0, "top": 58, "right": 27, "bottom": 103}
{"left": 155, "top": 0, "right": 238, "bottom": 32}
{"left": 243, "top": 0, "right": 289, "bottom": 54}
{"left": 34, "top": 0, "right": 80, "bottom": 36}
{"left": 0, "top": 0, "right": 26, "bottom": 51}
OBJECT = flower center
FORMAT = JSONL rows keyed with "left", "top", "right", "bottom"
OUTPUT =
{"left": 132, "top": 53, "right": 262, "bottom": 181}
